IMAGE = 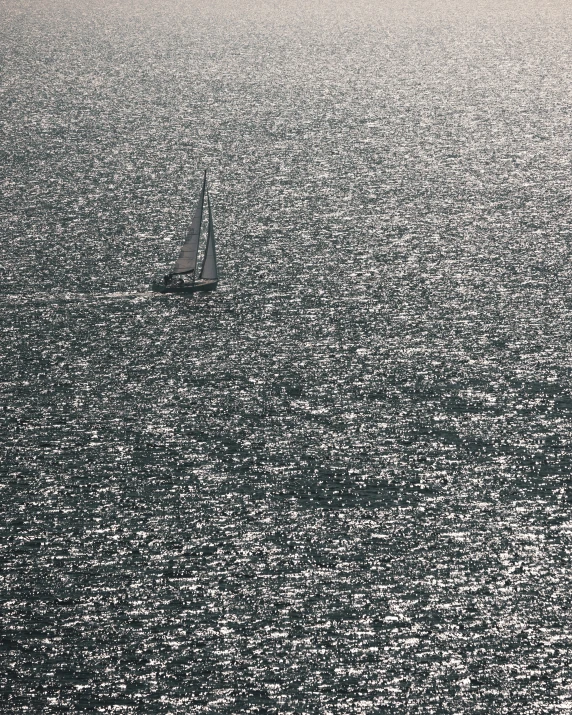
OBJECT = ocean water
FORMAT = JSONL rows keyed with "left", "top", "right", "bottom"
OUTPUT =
{"left": 2, "top": 0, "right": 572, "bottom": 712}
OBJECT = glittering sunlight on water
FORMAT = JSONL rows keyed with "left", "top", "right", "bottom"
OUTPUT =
{"left": 1, "top": 0, "right": 572, "bottom": 712}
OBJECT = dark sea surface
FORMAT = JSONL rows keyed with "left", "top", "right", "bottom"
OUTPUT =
{"left": 2, "top": 0, "right": 572, "bottom": 712}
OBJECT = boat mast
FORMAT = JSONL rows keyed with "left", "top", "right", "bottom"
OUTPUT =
{"left": 192, "top": 169, "right": 207, "bottom": 288}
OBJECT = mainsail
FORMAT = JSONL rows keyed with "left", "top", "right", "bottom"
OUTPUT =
{"left": 171, "top": 171, "right": 206, "bottom": 275}
{"left": 199, "top": 191, "right": 218, "bottom": 281}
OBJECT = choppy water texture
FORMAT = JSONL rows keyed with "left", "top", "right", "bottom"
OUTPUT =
{"left": 2, "top": 0, "right": 572, "bottom": 712}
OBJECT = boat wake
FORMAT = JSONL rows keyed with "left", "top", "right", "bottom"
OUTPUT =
{"left": 0, "top": 290, "right": 152, "bottom": 305}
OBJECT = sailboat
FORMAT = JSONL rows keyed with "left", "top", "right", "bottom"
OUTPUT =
{"left": 151, "top": 170, "right": 218, "bottom": 294}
